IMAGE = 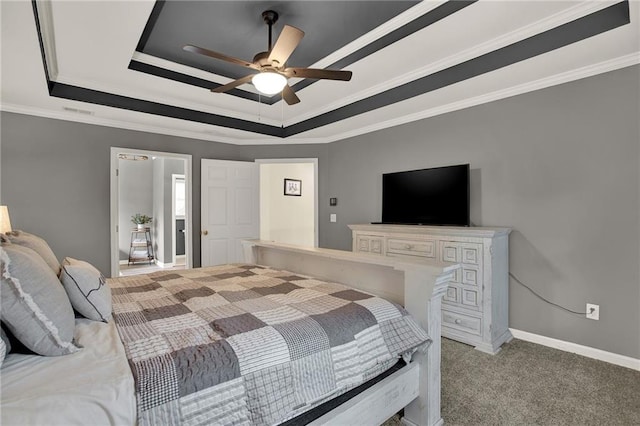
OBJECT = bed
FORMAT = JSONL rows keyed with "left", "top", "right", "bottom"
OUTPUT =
{"left": 1, "top": 240, "right": 458, "bottom": 426}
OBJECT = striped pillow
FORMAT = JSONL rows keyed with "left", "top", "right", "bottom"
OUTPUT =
{"left": 60, "top": 258, "right": 112, "bottom": 323}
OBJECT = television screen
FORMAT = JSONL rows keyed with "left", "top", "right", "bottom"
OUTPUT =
{"left": 382, "top": 164, "right": 470, "bottom": 226}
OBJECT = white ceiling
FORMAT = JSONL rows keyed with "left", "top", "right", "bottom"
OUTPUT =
{"left": 1, "top": 0, "right": 639, "bottom": 145}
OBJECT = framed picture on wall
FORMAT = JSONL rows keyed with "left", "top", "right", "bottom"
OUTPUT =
{"left": 284, "top": 178, "right": 302, "bottom": 196}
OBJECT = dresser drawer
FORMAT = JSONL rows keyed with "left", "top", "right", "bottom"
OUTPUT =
{"left": 439, "top": 241, "right": 482, "bottom": 265}
{"left": 443, "top": 286, "right": 482, "bottom": 310}
{"left": 355, "top": 235, "right": 384, "bottom": 255}
{"left": 442, "top": 310, "right": 482, "bottom": 336}
{"left": 387, "top": 238, "right": 436, "bottom": 258}
{"left": 443, "top": 286, "right": 460, "bottom": 304}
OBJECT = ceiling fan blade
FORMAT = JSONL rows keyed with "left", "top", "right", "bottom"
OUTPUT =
{"left": 211, "top": 74, "right": 255, "bottom": 93}
{"left": 282, "top": 84, "right": 300, "bottom": 105}
{"left": 183, "top": 45, "right": 259, "bottom": 70}
{"left": 267, "top": 25, "right": 305, "bottom": 66}
{"left": 285, "top": 67, "right": 352, "bottom": 81}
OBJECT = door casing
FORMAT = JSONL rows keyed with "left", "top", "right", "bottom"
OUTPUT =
{"left": 109, "top": 147, "right": 193, "bottom": 277}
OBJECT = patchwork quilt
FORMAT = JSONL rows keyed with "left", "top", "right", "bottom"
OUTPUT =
{"left": 109, "top": 264, "right": 430, "bottom": 425}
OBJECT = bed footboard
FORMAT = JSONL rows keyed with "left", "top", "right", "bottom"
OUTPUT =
{"left": 242, "top": 240, "right": 458, "bottom": 426}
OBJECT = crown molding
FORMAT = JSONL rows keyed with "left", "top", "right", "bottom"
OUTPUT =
{"left": 284, "top": 0, "right": 620, "bottom": 126}
{"left": 312, "top": 52, "right": 640, "bottom": 143}
{"left": 51, "top": 73, "right": 284, "bottom": 127}
{"left": 0, "top": 102, "right": 269, "bottom": 145}
{"left": 3, "top": 54, "right": 637, "bottom": 146}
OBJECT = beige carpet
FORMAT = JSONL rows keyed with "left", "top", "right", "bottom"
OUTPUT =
{"left": 381, "top": 337, "right": 639, "bottom": 425}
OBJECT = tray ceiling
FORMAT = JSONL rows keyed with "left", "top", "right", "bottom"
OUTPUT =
{"left": 1, "top": 1, "right": 638, "bottom": 145}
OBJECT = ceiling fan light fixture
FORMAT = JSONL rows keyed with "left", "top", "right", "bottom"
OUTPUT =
{"left": 252, "top": 72, "right": 287, "bottom": 95}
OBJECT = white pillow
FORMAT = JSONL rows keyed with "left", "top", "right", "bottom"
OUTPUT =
{"left": 60, "top": 257, "right": 112, "bottom": 322}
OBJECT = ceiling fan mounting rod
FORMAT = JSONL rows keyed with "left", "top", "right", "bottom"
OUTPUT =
{"left": 262, "top": 10, "right": 278, "bottom": 52}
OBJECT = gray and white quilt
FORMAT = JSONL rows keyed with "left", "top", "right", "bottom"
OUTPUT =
{"left": 110, "top": 264, "right": 430, "bottom": 425}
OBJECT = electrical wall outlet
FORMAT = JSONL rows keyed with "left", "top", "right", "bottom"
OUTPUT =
{"left": 330, "top": 214, "right": 337, "bottom": 223}
{"left": 586, "top": 303, "right": 599, "bottom": 320}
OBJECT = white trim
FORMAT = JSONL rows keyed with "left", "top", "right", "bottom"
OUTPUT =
{"left": 131, "top": 52, "right": 263, "bottom": 96}
{"left": 171, "top": 174, "right": 186, "bottom": 266}
{"left": 3, "top": 53, "right": 637, "bottom": 146}
{"left": 303, "top": 1, "right": 444, "bottom": 71}
{"left": 34, "top": 0, "right": 58, "bottom": 81}
{"left": 255, "top": 158, "right": 319, "bottom": 247}
{"left": 319, "top": 52, "right": 640, "bottom": 144}
{"left": 283, "top": 0, "right": 618, "bottom": 127}
{"left": 110, "top": 148, "right": 193, "bottom": 277}
{"left": 154, "top": 260, "right": 174, "bottom": 268}
{"left": 510, "top": 328, "right": 640, "bottom": 371}
{"left": 49, "top": 0, "right": 615, "bottom": 131}
{"left": 0, "top": 103, "right": 271, "bottom": 145}
{"left": 51, "top": 73, "right": 283, "bottom": 127}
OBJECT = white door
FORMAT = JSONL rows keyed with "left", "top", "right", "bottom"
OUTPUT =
{"left": 201, "top": 159, "right": 259, "bottom": 266}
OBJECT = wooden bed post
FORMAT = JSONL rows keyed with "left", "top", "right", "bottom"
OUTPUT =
{"left": 400, "top": 267, "right": 452, "bottom": 426}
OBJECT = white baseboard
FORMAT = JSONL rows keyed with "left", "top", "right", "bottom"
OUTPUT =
{"left": 155, "top": 260, "right": 174, "bottom": 268}
{"left": 510, "top": 328, "right": 640, "bottom": 371}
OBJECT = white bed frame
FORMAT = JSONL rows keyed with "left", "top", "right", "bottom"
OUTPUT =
{"left": 242, "top": 240, "right": 459, "bottom": 426}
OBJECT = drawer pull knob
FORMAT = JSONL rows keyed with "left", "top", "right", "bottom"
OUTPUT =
{"left": 454, "top": 319, "right": 462, "bottom": 324}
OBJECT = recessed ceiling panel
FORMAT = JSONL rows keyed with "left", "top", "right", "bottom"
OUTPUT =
{"left": 137, "top": 1, "right": 420, "bottom": 81}
{"left": 2, "top": 0, "right": 637, "bottom": 145}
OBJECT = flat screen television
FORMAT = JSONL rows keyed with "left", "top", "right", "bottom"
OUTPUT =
{"left": 381, "top": 164, "right": 470, "bottom": 226}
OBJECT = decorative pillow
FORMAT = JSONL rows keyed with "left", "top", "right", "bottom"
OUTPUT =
{"left": 5, "top": 230, "right": 61, "bottom": 276}
{"left": 0, "top": 244, "right": 80, "bottom": 356}
{"left": 60, "top": 257, "right": 112, "bottom": 322}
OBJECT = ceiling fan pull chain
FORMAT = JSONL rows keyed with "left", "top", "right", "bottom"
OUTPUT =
{"left": 258, "top": 94, "right": 262, "bottom": 121}
{"left": 281, "top": 92, "right": 285, "bottom": 128}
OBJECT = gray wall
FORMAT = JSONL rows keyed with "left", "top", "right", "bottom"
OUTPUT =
{"left": 151, "top": 157, "right": 184, "bottom": 264}
{"left": 321, "top": 65, "right": 639, "bottom": 359}
{"left": 1, "top": 65, "right": 638, "bottom": 359}
{"left": 0, "top": 113, "right": 327, "bottom": 276}
{"left": 118, "top": 158, "right": 153, "bottom": 260}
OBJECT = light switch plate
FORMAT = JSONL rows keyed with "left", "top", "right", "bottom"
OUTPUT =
{"left": 330, "top": 214, "right": 337, "bottom": 223}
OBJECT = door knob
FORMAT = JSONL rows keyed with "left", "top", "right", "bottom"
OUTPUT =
{"left": 202, "top": 230, "right": 208, "bottom": 236}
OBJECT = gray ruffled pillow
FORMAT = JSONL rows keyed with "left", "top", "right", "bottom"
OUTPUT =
{"left": 0, "top": 244, "right": 80, "bottom": 356}
{"left": 60, "top": 257, "right": 112, "bottom": 322}
{"left": 5, "top": 230, "right": 61, "bottom": 276}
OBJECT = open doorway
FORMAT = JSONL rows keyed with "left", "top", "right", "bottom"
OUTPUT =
{"left": 256, "top": 158, "right": 318, "bottom": 247}
{"left": 110, "top": 148, "right": 193, "bottom": 277}
{"left": 198, "top": 158, "right": 318, "bottom": 268}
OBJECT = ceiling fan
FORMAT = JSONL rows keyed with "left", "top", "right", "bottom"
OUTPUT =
{"left": 183, "top": 10, "right": 352, "bottom": 105}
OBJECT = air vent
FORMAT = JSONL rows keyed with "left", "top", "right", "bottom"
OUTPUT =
{"left": 62, "top": 106, "right": 94, "bottom": 115}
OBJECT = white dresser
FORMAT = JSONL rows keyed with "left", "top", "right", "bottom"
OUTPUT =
{"left": 349, "top": 224, "right": 512, "bottom": 354}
